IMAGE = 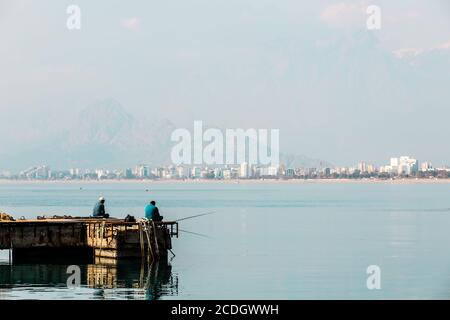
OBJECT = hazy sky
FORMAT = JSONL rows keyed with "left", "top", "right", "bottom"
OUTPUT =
{"left": 0, "top": 0, "right": 449, "bottom": 166}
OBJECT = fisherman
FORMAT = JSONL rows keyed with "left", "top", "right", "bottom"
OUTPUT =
{"left": 92, "top": 196, "right": 110, "bottom": 218}
{"left": 145, "top": 200, "right": 163, "bottom": 222}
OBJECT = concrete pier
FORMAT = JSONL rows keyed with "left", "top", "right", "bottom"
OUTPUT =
{"left": 0, "top": 218, "right": 178, "bottom": 263}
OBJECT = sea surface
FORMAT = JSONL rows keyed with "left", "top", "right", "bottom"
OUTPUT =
{"left": 1, "top": 180, "right": 450, "bottom": 299}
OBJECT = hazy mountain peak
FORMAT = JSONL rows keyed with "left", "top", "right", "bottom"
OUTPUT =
{"left": 55, "top": 99, "right": 177, "bottom": 168}
{"left": 79, "top": 99, "right": 132, "bottom": 120}
{"left": 70, "top": 99, "right": 134, "bottom": 146}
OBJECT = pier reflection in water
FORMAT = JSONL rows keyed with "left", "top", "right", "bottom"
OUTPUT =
{"left": 87, "top": 258, "right": 178, "bottom": 299}
{"left": 0, "top": 254, "right": 178, "bottom": 300}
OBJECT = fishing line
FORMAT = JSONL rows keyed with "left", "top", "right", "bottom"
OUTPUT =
{"left": 175, "top": 211, "right": 216, "bottom": 222}
{"left": 178, "top": 229, "right": 213, "bottom": 239}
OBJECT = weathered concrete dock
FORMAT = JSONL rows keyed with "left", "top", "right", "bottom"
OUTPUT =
{"left": 0, "top": 217, "right": 178, "bottom": 263}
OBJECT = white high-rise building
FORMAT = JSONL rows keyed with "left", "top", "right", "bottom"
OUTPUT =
{"left": 399, "top": 156, "right": 418, "bottom": 175}
{"left": 96, "top": 169, "right": 107, "bottom": 179}
{"left": 358, "top": 162, "right": 367, "bottom": 172}
{"left": 135, "top": 164, "right": 150, "bottom": 178}
{"left": 268, "top": 166, "right": 279, "bottom": 176}
{"left": 390, "top": 158, "right": 399, "bottom": 167}
{"left": 389, "top": 158, "right": 399, "bottom": 173}
{"left": 240, "top": 162, "right": 249, "bottom": 178}
{"left": 421, "top": 162, "right": 433, "bottom": 172}
{"left": 388, "top": 156, "right": 419, "bottom": 175}
{"left": 222, "top": 169, "right": 232, "bottom": 179}
{"left": 191, "top": 166, "right": 201, "bottom": 178}
{"left": 176, "top": 165, "right": 186, "bottom": 178}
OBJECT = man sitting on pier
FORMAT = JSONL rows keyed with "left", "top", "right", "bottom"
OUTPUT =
{"left": 92, "top": 197, "right": 110, "bottom": 218}
{"left": 145, "top": 200, "right": 163, "bottom": 222}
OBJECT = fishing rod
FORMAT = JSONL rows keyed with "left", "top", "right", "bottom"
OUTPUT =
{"left": 175, "top": 211, "right": 216, "bottom": 222}
{"left": 178, "top": 228, "right": 213, "bottom": 239}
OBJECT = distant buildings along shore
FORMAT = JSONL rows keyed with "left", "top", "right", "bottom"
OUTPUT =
{"left": 1, "top": 156, "right": 450, "bottom": 181}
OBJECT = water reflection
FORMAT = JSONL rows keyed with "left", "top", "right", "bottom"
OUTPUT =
{"left": 0, "top": 258, "right": 178, "bottom": 300}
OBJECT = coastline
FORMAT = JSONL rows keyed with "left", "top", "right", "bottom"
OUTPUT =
{"left": 1, "top": 178, "right": 450, "bottom": 185}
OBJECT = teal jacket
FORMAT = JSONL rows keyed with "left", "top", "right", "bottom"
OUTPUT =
{"left": 145, "top": 204, "right": 163, "bottom": 221}
{"left": 145, "top": 204, "right": 156, "bottom": 220}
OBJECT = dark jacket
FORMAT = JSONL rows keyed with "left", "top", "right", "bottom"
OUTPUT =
{"left": 93, "top": 201, "right": 106, "bottom": 217}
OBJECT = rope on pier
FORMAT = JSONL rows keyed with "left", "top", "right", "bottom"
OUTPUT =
{"left": 139, "top": 220, "right": 158, "bottom": 262}
{"left": 151, "top": 220, "right": 160, "bottom": 258}
{"left": 144, "top": 222, "right": 154, "bottom": 260}
{"left": 139, "top": 223, "right": 145, "bottom": 258}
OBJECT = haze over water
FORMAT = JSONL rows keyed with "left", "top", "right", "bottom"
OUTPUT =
{"left": 1, "top": 181, "right": 450, "bottom": 299}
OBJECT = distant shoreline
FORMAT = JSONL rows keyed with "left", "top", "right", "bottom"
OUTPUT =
{"left": 1, "top": 178, "right": 450, "bottom": 185}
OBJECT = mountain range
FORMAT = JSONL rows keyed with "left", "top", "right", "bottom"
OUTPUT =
{"left": 0, "top": 100, "right": 176, "bottom": 171}
{"left": 0, "top": 99, "right": 331, "bottom": 171}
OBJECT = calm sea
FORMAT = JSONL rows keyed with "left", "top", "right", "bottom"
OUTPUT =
{"left": 1, "top": 180, "right": 450, "bottom": 299}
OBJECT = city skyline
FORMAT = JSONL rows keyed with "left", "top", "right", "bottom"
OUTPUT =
{"left": 2, "top": 155, "right": 449, "bottom": 181}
